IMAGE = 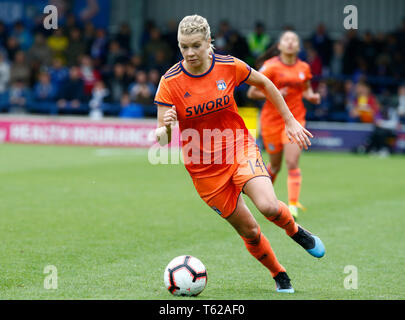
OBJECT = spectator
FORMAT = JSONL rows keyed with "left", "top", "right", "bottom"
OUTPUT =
{"left": 247, "top": 22, "right": 271, "bottom": 60}
{"left": 214, "top": 20, "right": 233, "bottom": 54}
{"left": 140, "top": 20, "right": 156, "bottom": 50}
{"left": 349, "top": 81, "right": 381, "bottom": 123}
{"left": 359, "top": 31, "right": 377, "bottom": 75}
{"left": 8, "top": 79, "right": 31, "bottom": 113}
{"left": 106, "top": 40, "right": 128, "bottom": 67}
{"left": 119, "top": 92, "right": 144, "bottom": 118}
{"left": 125, "top": 62, "right": 137, "bottom": 82}
{"left": 397, "top": 84, "right": 405, "bottom": 123}
{"left": 5, "top": 36, "right": 20, "bottom": 62}
{"left": 0, "top": 51, "right": 10, "bottom": 95}
{"left": 33, "top": 71, "right": 57, "bottom": 102}
{"left": 356, "top": 101, "right": 400, "bottom": 155}
{"left": 152, "top": 48, "right": 171, "bottom": 75}
{"left": 115, "top": 22, "right": 132, "bottom": 54}
{"left": 130, "top": 54, "right": 143, "bottom": 70}
{"left": 66, "top": 28, "right": 87, "bottom": 67}
{"left": 105, "top": 63, "right": 131, "bottom": 104}
{"left": 89, "top": 80, "right": 109, "bottom": 120}
{"left": 27, "top": 33, "right": 53, "bottom": 68}
{"left": 328, "top": 80, "right": 349, "bottom": 122}
{"left": 308, "top": 80, "right": 330, "bottom": 121}
{"left": 329, "top": 40, "right": 344, "bottom": 76}
{"left": 142, "top": 27, "right": 172, "bottom": 70}
{"left": 226, "top": 30, "right": 250, "bottom": 61}
{"left": 0, "top": 21, "right": 8, "bottom": 45}
{"left": 128, "top": 70, "right": 155, "bottom": 106}
{"left": 306, "top": 45, "right": 322, "bottom": 89}
{"left": 47, "top": 57, "right": 69, "bottom": 95}
{"left": 10, "top": 51, "right": 30, "bottom": 85}
{"left": 47, "top": 28, "right": 69, "bottom": 63}
{"left": 310, "top": 23, "right": 333, "bottom": 67}
{"left": 148, "top": 68, "right": 160, "bottom": 88}
{"left": 342, "top": 29, "right": 361, "bottom": 75}
{"left": 31, "top": 71, "right": 58, "bottom": 114}
{"left": 64, "top": 12, "right": 79, "bottom": 36}
{"left": 90, "top": 28, "right": 109, "bottom": 65}
{"left": 57, "top": 66, "right": 87, "bottom": 111}
{"left": 79, "top": 54, "right": 101, "bottom": 97}
{"left": 162, "top": 19, "right": 180, "bottom": 64}
{"left": 83, "top": 21, "right": 96, "bottom": 53}
{"left": 11, "top": 21, "right": 33, "bottom": 51}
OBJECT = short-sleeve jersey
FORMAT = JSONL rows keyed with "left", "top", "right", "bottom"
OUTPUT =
{"left": 260, "top": 56, "right": 312, "bottom": 127}
{"left": 154, "top": 54, "right": 254, "bottom": 178}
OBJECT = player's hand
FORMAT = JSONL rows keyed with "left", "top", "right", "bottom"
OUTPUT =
{"left": 163, "top": 106, "right": 177, "bottom": 128}
{"left": 306, "top": 92, "right": 321, "bottom": 105}
{"left": 285, "top": 117, "right": 313, "bottom": 150}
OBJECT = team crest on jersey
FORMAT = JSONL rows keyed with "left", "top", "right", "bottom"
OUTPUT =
{"left": 216, "top": 80, "right": 227, "bottom": 90}
{"left": 299, "top": 72, "right": 305, "bottom": 80}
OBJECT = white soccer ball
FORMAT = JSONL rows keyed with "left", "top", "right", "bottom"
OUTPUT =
{"left": 164, "top": 255, "right": 207, "bottom": 296}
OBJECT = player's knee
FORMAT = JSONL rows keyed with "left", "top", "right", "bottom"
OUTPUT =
{"left": 240, "top": 222, "right": 259, "bottom": 239}
{"left": 258, "top": 200, "right": 279, "bottom": 217}
{"left": 285, "top": 159, "right": 299, "bottom": 171}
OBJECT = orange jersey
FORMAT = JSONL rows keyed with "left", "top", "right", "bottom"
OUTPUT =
{"left": 260, "top": 56, "right": 312, "bottom": 136}
{"left": 154, "top": 54, "right": 254, "bottom": 179}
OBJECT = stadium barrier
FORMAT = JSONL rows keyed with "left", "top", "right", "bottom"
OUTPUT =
{"left": 0, "top": 115, "right": 404, "bottom": 153}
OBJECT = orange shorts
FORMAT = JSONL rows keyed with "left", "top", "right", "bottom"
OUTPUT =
{"left": 191, "top": 145, "right": 270, "bottom": 219}
{"left": 262, "top": 118, "right": 306, "bottom": 154}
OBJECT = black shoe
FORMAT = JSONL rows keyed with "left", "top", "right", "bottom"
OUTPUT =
{"left": 273, "top": 271, "right": 294, "bottom": 293}
{"left": 291, "top": 225, "right": 325, "bottom": 258}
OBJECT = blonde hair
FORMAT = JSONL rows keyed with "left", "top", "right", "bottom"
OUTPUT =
{"left": 178, "top": 14, "right": 215, "bottom": 53}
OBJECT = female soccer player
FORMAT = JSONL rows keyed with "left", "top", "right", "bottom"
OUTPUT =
{"left": 154, "top": 15, "right": 324, "bottom": 293}
{"left": 247, "top": 31, "right": 321, "bottom": 219}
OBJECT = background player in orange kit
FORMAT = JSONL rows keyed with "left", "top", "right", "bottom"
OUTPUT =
{"left": 248, "top": 30, "right": 321, "bottom": 219}
{"left": 154, "top": 15, "right": 325, "bottom": 293}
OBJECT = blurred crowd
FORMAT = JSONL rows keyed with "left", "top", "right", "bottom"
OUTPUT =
{"left": 0, "top": 13, "right": 404, "bottom": 129}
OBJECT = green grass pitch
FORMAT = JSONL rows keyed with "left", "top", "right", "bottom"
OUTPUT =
{"left": 0, "top": 143, "right": 404, "bottom": 299}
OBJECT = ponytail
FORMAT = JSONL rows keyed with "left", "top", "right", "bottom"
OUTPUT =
{"left": 256, "top": 42, "right": 280, "bottom": 69}
{"left": 255, "top": 29, "right": 297, "bottom": 69}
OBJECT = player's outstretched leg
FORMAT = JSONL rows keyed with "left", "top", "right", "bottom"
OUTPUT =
{"left": 243, "top": 176, "right": 325, "bottom": 258}
{"left": 226, "top": 195, "right": 294, "bottom": 293}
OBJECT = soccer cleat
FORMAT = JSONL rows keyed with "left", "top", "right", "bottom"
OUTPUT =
{"left": 296, "top": 202, "right": 307, "bottom": 212}
{"left": 291, "top": 225, "right": 325, "bottom": 258}
{"left": 273, "top": 271, "right": 294, "bottom": 293}
{"left": 289, "top": 202, "right": 306, "bottom": 220}
{"left": 288, "top": 204, "right": 299, "bottom": 220}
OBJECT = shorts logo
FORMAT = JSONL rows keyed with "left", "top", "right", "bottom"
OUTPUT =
{"left": 216, "top": 80, "right": 226, "bottom": 90}
{"left": 268, "top": 143, "right": 275, "bottom": 151}
{"left": 211, "top": 206, "right": 222, "bottom": 215}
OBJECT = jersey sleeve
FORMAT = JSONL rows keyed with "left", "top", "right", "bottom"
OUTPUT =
{"left": 154, "top": 76, "right": 174, "bottom": 107}
{"left": 258, "top": 61, "right": 275, "bottom": 81}
{"left": 234, "top": 58, "right": 252, "bottom": 86}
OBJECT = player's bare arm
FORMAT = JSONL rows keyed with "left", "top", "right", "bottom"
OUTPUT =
{"left": 246, "top": 69, "right": 313, "bottom": 149}
{"left": 247, "top": 84, "right": 266, "bottom": 100}
{"left": 156, "top": 105, "right": 177, "bottom": 146}
{"left": 303, "top": 80, "right": 321, "bottom": 104}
